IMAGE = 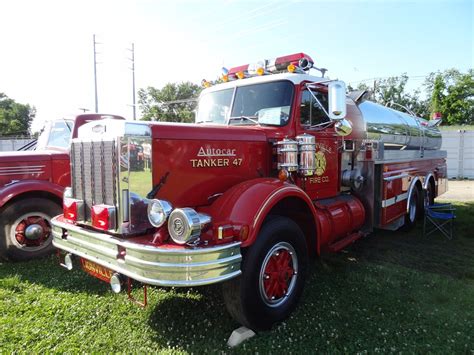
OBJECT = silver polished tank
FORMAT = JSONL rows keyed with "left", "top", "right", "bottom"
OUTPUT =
{"left": 358, "top": 101, "right": 442, "bottom": 150}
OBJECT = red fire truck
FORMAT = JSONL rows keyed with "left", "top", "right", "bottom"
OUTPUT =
{"left": 51, "top": 53, "right": 447, "bottom": 330}
{"left": 0, "top": 114, "right": 124, "bottom": 261}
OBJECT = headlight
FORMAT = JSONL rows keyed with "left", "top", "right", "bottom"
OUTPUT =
{"left": 147, "top": 199, "right": 173, "bottom": 227}
{"left": 168, "top": 208, "right": 211, "bottom": 245}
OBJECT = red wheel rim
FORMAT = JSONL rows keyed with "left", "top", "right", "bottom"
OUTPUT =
{"left": 12, "top": 213, "right": 51, "bottom": 248}
{"left": 259, "top": 242, "right": 298, "bottom": 307}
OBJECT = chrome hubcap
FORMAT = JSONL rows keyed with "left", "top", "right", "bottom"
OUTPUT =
{"left": 25, "top": 224, "right": 44, "bottom": 240}
{"left": 11, "top": 212, "right": 51, "bottom": 250}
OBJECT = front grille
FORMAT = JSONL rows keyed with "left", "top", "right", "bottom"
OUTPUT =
{"left": 71, "top": 140, "right": 117, "bottom": 221}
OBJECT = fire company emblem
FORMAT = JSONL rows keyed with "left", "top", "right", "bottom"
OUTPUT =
{"left": 315, "top": 151, "right": 326, "bottom": 176}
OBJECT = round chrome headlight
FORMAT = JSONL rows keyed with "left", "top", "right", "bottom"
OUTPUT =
{"left": 168, "top": 208, "right": 211, "bottom": 245}
{"left": 147, "top": 199, "right": 173, "bottom": 227}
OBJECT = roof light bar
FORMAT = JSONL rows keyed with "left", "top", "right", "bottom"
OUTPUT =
{"left": 227, "top": 52, "right": 314, "bottom": 78}
{"left": 201, "top": 53, "right": 317, "bottom": 89}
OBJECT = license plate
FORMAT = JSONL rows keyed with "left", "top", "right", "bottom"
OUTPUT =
{"left": 80, "top": 258, "right": 114, "bottom": 282}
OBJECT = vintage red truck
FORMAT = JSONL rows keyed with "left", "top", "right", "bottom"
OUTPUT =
{"left": 51, "top": 53, "right": 447, "bottom": 330}
{"left": 0, "top": 114, "right": 124, "bottom": 261}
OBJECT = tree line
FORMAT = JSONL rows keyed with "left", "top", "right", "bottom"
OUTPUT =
{"left": 347, "top": 68, "right": 473, "bottom": 125}
{"left": 1, "top": 68, "right": 471, "bottom": 136}
{"left": 0, "top": 93, "right": 35, "bottom": 136}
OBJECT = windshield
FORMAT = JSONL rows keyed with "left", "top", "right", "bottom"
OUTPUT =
{"left": 36, "top": 120, "right": 74, "bottom": 150}
{"left": 196, "top": 80, "right": 294, "bottom": 126}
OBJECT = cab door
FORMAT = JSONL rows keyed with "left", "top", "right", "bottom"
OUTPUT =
{"left": 295, "top": 88, "right": 340, "bottom": 200}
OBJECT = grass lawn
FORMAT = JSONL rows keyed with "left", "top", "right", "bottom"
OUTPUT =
{"left": 1, "top": 202, "right": 473, "bottom": 353}
{"left": 439, "top": 125, "right": 474, "bottom": 131}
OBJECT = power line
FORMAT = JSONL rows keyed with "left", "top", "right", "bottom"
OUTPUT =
{"left": 159, "top": 98, "right": 197, "bottom": 105}
{"left": 348, "top": 74, "right": 429, "bottom": 86}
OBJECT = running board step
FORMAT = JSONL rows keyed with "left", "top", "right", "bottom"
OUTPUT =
{"left": 327, "top": 232, "right": 364, "bottom": 252}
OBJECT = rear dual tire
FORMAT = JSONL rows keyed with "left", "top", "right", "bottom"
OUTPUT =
{"left": 403, "top": 186, "right": 425, "bottom": 230}
{"left": 222, "top": 216, "right": 308, "bottom": 331}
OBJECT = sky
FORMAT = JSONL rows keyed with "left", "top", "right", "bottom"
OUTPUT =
{"left": 0, "top": 0, "right": 472, "bottom": 132}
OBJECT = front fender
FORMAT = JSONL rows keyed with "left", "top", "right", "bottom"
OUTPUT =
{"left": 205, "top": 178, "right": 318, "bottom": 248}
{"left": 0, "top": 180, "right": 64, "bottom": 209}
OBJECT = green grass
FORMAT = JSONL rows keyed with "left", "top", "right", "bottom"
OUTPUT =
{"left": 129, "top": 168, "right": 153, "bottom": 197}
{"left": 439, "top": 125, "right": 474, "bottom": 131}
{"left": 1, "top": 202, "right": 473, "bottom": 353}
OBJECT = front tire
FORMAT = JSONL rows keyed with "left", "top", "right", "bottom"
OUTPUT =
{"left": 0, "top": 198, "right": 61, "bottom": 261}
{"left": 222, "top": 216, "right": 308, "bottom": 331}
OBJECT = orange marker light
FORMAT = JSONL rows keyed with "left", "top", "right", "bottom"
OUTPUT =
{"left": 287, "top": 64, "right": 296, "bottom": 73}
{"left": 256, "top": 67, "right": 265, "bottom": 76}
{"left": 239, "top": 225, "right": 249, "bottom": 241}
{"left": 222, "top": 74, "right": 229, "bottom": 82}
{"left": 236, "top": 71, "right": 245, "bottom": 79}
{"left": 278, "top": 169, "right": 289, "bottom": 181}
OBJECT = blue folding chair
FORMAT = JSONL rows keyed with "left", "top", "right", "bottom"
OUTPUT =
{"left": 423, "top": 203, "right": 456, "bottom": 240}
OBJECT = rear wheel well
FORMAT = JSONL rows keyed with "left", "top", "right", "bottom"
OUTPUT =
{"left": 428, "top": 177, "right": 436, "bottom": 197}
{"left": 414, "top": 180, "right": 424, "bottom": 219}
{"left": 1, "top": 191, "right": 62, "bottom": 212}
{"left": 415, "top": 180, "right": 423, "bottom": 193}
{"left": 264, "top": 196, "right": 317, "bottom": 256}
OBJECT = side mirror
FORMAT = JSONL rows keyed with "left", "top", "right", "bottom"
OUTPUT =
{"left": 427, "top": 118, "right": 442, "bottom": 127}
{"left": 334, "top": 119, "right": 352, "bottom": 136}
{"left": 328, "top": 81, "right": 347, "bottom": 120}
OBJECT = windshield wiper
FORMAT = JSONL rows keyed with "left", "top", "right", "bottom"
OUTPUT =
{"left": 62, "top": 118, "right": 72, "bottom": 132}
{"left": 227, "top": 116, "right": 260, "bottom": 126}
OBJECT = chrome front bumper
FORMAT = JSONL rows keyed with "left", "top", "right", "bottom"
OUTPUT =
{"left": 51, "top": 216, "right": 242, "bottom": 287}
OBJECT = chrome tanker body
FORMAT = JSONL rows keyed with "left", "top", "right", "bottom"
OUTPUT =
{"left": 356, "top": 100, "right": 442, "bottom": 151}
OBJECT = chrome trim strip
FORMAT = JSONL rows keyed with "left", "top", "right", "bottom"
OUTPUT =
{"left": 381, "top": 192, "right": 408, "bottom": 208}
{"left": 423, "top": 173, "right": 434, "bottom": 190}
{"left": 375, "top": 149, "right": 447, "bottom": 164}
{"left": 383, "top": 173, "right": 409, "bottom": 181}
{"left": 0, "top": 165, "right": 46, "bottom": 170}
{"left": 406, "top": 177, "right": 421, "bottom": 213}
{"left": 0, "top": 171, "right": 45, "bottom": 176}
{"left": 51, "top": 216, "right": 242, "bottom": 287}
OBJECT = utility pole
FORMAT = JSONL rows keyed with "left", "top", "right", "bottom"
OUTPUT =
{"left": 128, "top": 43, "right": 136, "bottom": 120}
{"left": 93, "top": 34, "right": 99, "bottom": 113}
{"left": 373, "top": 79, "right": 377, "bottom": 100}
